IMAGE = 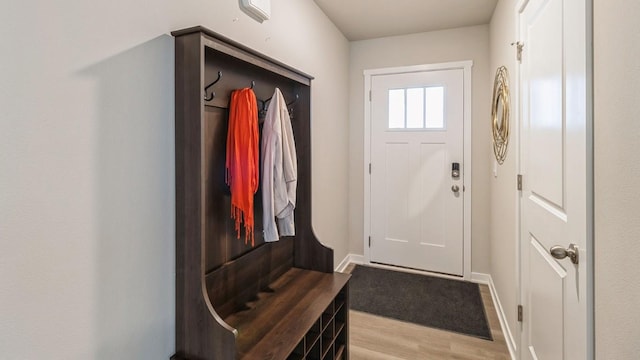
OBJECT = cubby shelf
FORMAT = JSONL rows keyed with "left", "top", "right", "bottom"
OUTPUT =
{"left": 287, "top": 285, "right": 349, "bottom": 360}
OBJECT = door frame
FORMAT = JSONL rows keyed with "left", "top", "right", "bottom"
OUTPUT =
{"left": 363, "top": 61, "right": 473, "bottom": 280}
{"left": 515, "top": 0, "right": 595, "bottom": 358}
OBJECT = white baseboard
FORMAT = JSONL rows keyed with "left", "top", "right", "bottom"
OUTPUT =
{"left": 335, "top": 253, "right": 365, "bottom": 272}
{"left": 471, "top": 272, "right": 517, "bottom": 360}
{"left": 470, "top": 272, "right": 492, "bottom": 285}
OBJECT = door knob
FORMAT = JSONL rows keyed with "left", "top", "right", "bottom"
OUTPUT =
{"left": 451, "top": 185, "right": 460, "bottom": 193}
{"left": 549, "top": 244, "right": 579, "bottom": 265}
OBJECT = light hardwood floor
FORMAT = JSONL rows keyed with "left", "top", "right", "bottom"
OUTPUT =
{"left": 343, "top": 264, "right": 511, "bottom": 360}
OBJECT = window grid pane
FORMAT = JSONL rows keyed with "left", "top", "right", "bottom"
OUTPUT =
{"left": 406, "top": 88, "right": 424, "bottom": 128}
{"left": 388, "top": 89, "right": 405, "bottom": 128}
{"left": 425, "top": 87, "right": 445, "bottom": 129}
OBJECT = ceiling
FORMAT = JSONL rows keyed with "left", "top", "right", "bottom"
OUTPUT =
{"left": 313, "top": 0, "right": 499, "bottom": 41}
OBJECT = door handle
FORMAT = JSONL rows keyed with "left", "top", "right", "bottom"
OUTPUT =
{"left": 549, "top": 244, "right": 579, "bottom": 265}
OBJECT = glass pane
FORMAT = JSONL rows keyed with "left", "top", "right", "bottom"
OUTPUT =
{"left": 425, "top": 87, "right": 445, "bottom": 128}
{"left": 406, "top": 88, "right": 424, "bottom": 128}
{"left": 388, "top": 89, "right": 405, "bottom": 128}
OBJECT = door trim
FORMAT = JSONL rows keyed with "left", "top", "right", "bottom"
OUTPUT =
{"left": 363, "top": 61, "right": 473, "bottom": 280}
{"left": 585, "top": 1, "right": 595, "bottom": 358}
{"left": 514, "top": 3, "right": 527, "bottom": 359}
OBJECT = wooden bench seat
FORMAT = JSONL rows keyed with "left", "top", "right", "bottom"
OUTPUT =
{"left": 225, "top": 268, "right": 350, "bottom": 360}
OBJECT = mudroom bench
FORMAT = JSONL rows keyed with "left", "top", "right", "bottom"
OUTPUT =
{"left": 171, "top": 26, "right": 350, "bottom": 360}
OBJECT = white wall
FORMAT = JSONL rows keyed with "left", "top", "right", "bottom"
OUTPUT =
{"left": 594, "top": 0, "right": 640, "bottom": 357}
{"left": 348, "top": 25, "right": 492, "bottom": 274}
{"left": 0, "top": 0, "right": 349, "bottom": 358}
{"left": 488, "top": 0, "right": 519, "bottom": 354}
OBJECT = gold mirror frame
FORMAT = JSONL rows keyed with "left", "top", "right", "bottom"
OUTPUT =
{"left": 492, "top": 66, "right": 510, "bottom": 165}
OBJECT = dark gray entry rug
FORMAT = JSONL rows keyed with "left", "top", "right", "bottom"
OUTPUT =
{"left": 350, "top": 265, "right": 492, "bottom": 340}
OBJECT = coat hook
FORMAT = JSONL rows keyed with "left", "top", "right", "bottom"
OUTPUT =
{"left": 287, "top": 94, "right": 299, "bottom": 120}
{"left": 262, "top": 96, "right": 273, "bottom": 111}
{"left": 204, "top": 71, "right": 223, "bottom": 101}
{"left": 250, "top": 80, "right": 255, "bottom": 89}
{"left": 286, "top": 94, "right": 299, "bottom": 107}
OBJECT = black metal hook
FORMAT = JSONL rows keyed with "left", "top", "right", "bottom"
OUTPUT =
{"left": 260, "top": 96, "right": 273, "bottom": 112}
{"left": 258, "top": 93, "right": 299, "bottom": 117}
{"left": 250, "top": 80, "right": 255, "bottom": 89}
{"left": 204, "top": 71, "right": 222, "bottom": 101}
{"left": 286, "top": 94, "right": 299, "bottom": 108}
{"left": 287, "top": 94, "right": 299, "bottom": 119}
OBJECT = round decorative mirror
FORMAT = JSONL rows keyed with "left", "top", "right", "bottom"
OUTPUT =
{"left": 492, "top": 66, "right": 510, "bottom": 165}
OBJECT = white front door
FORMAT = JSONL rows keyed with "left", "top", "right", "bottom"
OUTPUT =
{"left": 519, "top": 0, "right": 591, "bottom": 358}
{"left": 369, "top": 68, "right": 465, "bottom": 276}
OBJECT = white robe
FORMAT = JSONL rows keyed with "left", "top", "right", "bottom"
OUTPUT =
{"left": 261, "top": 88, "right": 297, "bottom": 242}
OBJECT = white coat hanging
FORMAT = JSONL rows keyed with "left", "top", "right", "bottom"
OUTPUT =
{"left": 261, "top": 88, "right": 297, "bottom": 242}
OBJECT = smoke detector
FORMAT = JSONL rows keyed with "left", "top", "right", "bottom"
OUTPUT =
{"left": 240, "top": 0, "right": 271, "bottom": 22}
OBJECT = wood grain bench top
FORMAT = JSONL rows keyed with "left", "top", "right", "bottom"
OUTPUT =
{"left": 224, "top": 268, "right": 350, "bottom": 360}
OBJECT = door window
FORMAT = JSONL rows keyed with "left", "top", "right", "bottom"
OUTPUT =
{"left": 388, "top": 86, "right": 445, "bottom": 130}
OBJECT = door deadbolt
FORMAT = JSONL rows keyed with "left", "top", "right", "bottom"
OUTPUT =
{"left": 452, "top": 162, "right": 460, "bottom": 178}
{"left": 451, "top": 185, "right": 460, "bottom": 193}
{"left": 549, "top": 244, "right": 579, "bottom": 265}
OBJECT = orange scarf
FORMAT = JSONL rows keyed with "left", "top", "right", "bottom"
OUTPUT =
{"left": 225, "top": 88, "right": 259, "bottom": 246}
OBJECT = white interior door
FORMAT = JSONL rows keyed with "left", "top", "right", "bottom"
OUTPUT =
{"left": 369, "top": 68, "right": 464, "bottom": 276}
{"left": 519, "top": 0, "right": 590, "bottom": 358}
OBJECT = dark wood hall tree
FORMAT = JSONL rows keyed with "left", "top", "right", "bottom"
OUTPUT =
{"left": 171, "top": 26, "right": 350, "bottom": 360}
